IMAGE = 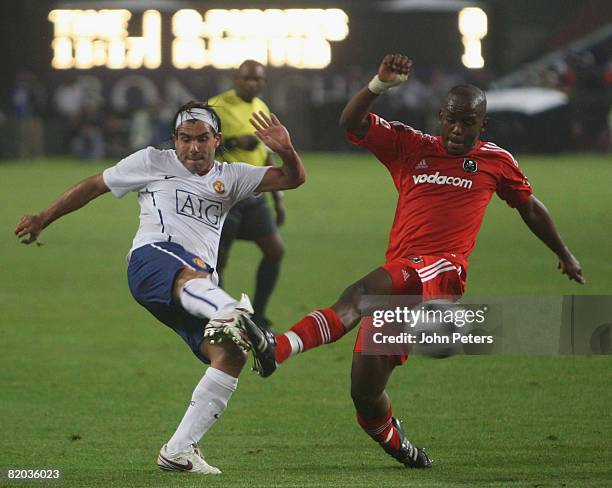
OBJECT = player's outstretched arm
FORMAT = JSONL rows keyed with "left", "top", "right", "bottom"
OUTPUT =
{"left": 339, "top": 54, "right": 412, "bottom": 138}
{"left": 15, "top": 173, "right": 110, "bottom": 245}
{"left": 250, "top": 111, "right": 306, "bottom": 192}
{"left": 264, "top": 153, "right": 287, "bottom": 226}
{"left": 517, "top": 195, "right": 585, "bottom": 284}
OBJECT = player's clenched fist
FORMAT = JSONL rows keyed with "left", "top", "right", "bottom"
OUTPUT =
{"left": 368, "top": 54, "right": 412, "bottom": 94}
{"left": 379, "top": 54, "right": 412, "bottom": 82}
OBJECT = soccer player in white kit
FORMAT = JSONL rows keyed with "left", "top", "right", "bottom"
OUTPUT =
{"left": 15, "top": 101, "right": 305, "bottom": 474}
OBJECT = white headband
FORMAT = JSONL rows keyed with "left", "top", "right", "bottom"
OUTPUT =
{"left": 175, "top": 108, "right": 219, "bottom": 133}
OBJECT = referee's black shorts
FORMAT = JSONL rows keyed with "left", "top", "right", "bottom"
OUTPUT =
{"left": 220, "top": 194, "right": 277, "bottom": 247}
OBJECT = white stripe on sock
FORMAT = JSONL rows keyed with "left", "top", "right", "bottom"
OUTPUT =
{"left": 316, "top": 311, "right": 332, "bottom": 342}
{"left": 310, "top": 311, "right": 331, "bottom": 343}
{"left": 383, "top": 428, "right": 394, "bottom": 444}
{"left": 308, "top": 312, "right": 326, "bottom": 343}
{"left": 369, "top": 418, "right": 392, "bottom": 436}
{"left": 285, "top": 331, "right": 304, "bottom": 355}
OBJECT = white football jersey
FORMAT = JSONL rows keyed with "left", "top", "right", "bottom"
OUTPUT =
{"left": 103, "top": 146, "right": 269, "bottom": 268}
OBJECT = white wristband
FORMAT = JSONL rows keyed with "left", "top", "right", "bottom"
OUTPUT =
{"left": 367, "top": 74, "right": 409, "bottom": 95}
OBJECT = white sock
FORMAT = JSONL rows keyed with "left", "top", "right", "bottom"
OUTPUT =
{"left": 166, "top": 367, "right": 238, "bottom": 455}
{"left": 180, "top": 278, "right": 236, "bottom": 319}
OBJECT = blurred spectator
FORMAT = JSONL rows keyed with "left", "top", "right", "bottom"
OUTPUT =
{"left": 12, "top": 71, "right": 46, "bottom": 159}
{"left": 491, "top": 46, "right": 610, "bottom": 153}
{"left": 537, "top": 66, "right": 561, "bottom": 89}
{"left": 129, "top": 101, "right": 170, "bottom": 151}
{"left": 70, "top": 101, "right": 105, "bottom": 161}
{"left": 567, "top": 51, "right": 609, "bottom": 150}
{"left": 381, "top": 75, "right": 430, "bottom": 129}
{"left": 54, "top": 76, "right": 104, "bottom": 118}
{"left": 425, "top": 68, "right": 462, "bottom": 134}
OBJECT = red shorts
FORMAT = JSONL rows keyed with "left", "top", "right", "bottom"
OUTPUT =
{"left": 354, "top": 254, "right": 467, "bottom": 364}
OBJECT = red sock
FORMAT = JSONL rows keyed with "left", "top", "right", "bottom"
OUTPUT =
{"left": 356, "top": 407, "right": 402, "bottom": 453}
{"left": 275, "top": 308, "right": 345, "bottom": 364}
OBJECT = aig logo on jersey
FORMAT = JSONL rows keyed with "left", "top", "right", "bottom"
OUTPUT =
{"left": 462, "top": 158, "right": 478, "bottom": 173}
{"left": 176, "top": 190, "right": 222, "bottom": 229}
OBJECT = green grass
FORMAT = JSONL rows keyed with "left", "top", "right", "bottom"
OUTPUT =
{"left": 1, "top": 154, "right": 611, "bottom": 487}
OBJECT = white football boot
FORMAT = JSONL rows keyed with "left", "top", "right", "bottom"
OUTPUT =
{"left": 157, "top": 443, "right": 221, "bottom": 474}
{"left": 203, "top": 293, "right": 253, "bottom": 350}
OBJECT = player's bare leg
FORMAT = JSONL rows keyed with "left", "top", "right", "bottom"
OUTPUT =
{"left": 350, "top": 354, "right": 396, "bottom": 418}
{"left": 243, "top": 268, "right": 392, "bottom": 376}
{"left": 202, "top": 336, "right": 248, "bottom": 377}
{"left": 272, "top": 266, "right": 431, "bottom": 467}
{"left": 331, "top": 267, "right": 393, "bottom": 328}
{"left": 350, "top": 351, "right": 431, "bottom": 468}
{"left": 344, "top": 272, "right": 431, "bottom": 467}
{"left": 272, "top": 268, "right": 392, "bottom": 366}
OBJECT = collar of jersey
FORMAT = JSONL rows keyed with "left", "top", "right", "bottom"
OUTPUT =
{"left": 197, "top": 166, "right": 214, "bottom": 177}
{"left": 227, "top": 89, "right": 258, "bottom": 105}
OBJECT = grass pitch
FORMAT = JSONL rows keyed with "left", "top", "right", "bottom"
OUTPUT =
{"left": 1, "top": 153, "right": 611, "bottom": 487}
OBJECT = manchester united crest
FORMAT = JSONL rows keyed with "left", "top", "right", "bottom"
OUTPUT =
{"left": 213, "top": 180, "right": 225, "bottom": 194}
{"left": 462, "top": 158, "right": 478, "bottom": 173}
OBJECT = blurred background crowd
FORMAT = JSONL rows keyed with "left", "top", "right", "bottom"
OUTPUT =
{"left": 1, "top": 0, "right": 610, "bottom": 160}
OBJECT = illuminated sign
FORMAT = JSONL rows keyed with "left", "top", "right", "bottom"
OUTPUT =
{"left": 48, "top": 8, "right": 349, "bottom": 70}
{"left": 458, "top": 7, "right": 487, "bottom": 69}
{"left": 173, "top": 8, "right": 348, "bottom": 69}
{"left": 48, "top": 9, "right": 161, "bottom": 69}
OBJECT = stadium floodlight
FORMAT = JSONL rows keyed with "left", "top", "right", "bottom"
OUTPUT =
{"left": 458, "top": 7, "right": 487, "bottom": 69}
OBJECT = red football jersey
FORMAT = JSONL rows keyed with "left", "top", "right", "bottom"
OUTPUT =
{"left": 348, "top": 113, "right": 533, "bottom": 266}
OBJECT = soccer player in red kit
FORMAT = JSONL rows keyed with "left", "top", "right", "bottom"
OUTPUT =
{"left": 245, "top": 54, "right": 585, "bottom": 468}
